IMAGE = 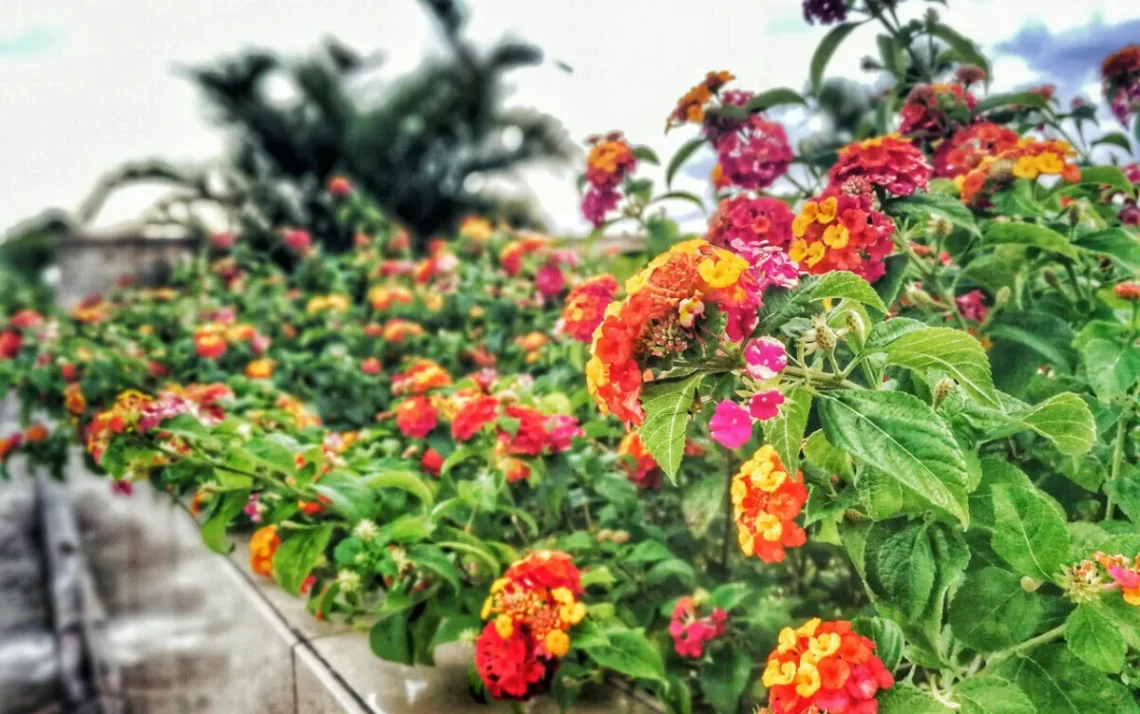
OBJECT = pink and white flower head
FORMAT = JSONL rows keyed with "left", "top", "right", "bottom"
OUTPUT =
{"left": 756, "top": 249, "right": 800, "bottom": 290}
{"left": 251, "top": 333, "right": 272, "bottom": 355}
{"left": 748, "top": 389, "right": 785, "bottom": 421}
{"left": 744, "top": 337, "right": 787, "bottom": 380}
{"left": 243, "top": 493, "right": 264, "bottom": 523}
{"left": 535, "top": 262, "right": 566, "bottom": 297}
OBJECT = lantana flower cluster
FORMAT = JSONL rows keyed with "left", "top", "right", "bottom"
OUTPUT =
{"left": 898, "top": 83, "right": 978, "bottom": 141}
{"left": 586, "top": 239, "right": 763, "bottom": 424}
{"left": 731, "top": 444, "right": 807, "bottom": 563}
{"left": 558, "top": 275, "right": 619, "bottom": 343}
{"left": 475, "top": 552, "right": 587, "bottom": 700}
{"left": 669, "top": 594, "right": 728, "bottom": 658}
{"left": 955, "top": 136, "right": 1080, "bottom": 204}
{"left": 789, "top": 192, "right": 897, "bottom": 283}
{"left": 1063, "top": 552, "right": 1140, "bottom": 606}
{"left": 760, "top": 618, "right": 895, "bottom": 714}
{"left": 932, "top": 121, "right": 1019, "bottom": 179}
{"left": 1102, "top": 45, "right": 1140, "bottom": 127}
{"left": 581, "top": 132, "right": 638, "bottom": 227}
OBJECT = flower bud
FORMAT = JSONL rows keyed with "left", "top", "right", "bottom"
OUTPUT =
{"left": 815, "top": 323, "right": 838, "bottom": 353}
{"left": 1042, "top": 268, "right": 1065, "bottom": 294}
{"left": 845, "top": 310, "right": 865, "bottom": 337}
{"left": 610, "top": 529, "right": 630, "bottom": 544}
{"left": 933, "top": 377, "right": 956, "bottom": 406}
{"left": 596, "top": 528, "right": 613, "bottom": 542}
{"left": 927, "top": 214, "right": 953, "bottom": 239}
{"left": 1114, "top": 281, "right": 1140, "bottom": 301}
{"left": 924, "top": 8, "right": 940, "bottom": 24}
{"left": 1020, "top": 576, "right": 1042, "bottom": 593}
{"left": 995, "top": 286, "right": 1011, "bottom": 309}
{"left": 904, "top": 282, "right": 936, "bottom": 308}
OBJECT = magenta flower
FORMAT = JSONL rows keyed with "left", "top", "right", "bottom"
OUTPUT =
{"left": 744, "top": 336, "right": 788, "bottom": 380}
{"left": 709, "top": 400, "right": 753, "bottom": 449}
{"left": 535, "top": 262, "right": 566, "bottom": 297}
{"left": 581, "top": 187, "right": 621, "bottom": 227}
{"left": 669, "top": 597, "right": 728, "bottom": 658}
{"left": 284, "top": 229, "right": 313, "bottom": 254}
{"left": 955, "top": 290, "right": 989, "bottom": 323}
{"left": 749, "top": 390, "right": 785, "bottom": 421}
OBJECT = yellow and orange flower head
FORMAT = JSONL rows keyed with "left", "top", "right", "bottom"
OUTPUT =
{"left": 956, "top": 136, "right": 1081, "bottom": 204}
{"left": 194, "top": 328, "right": 227, "bottom": 360}
{"left": 587, "top": 240, "right": 761, "bottom": 424}
{"left": 64, "top": 383, "right": 88, "bottom": 415}
{"left": 666, "top": 71, "right": 735, "bottom": 132}
{"left": 368, "top": 285, "right": 414, "bottom": 312}
{"left": 731, "top": 445, "right": 808, "bottom": 563}
{"left": 499, "top": 236, "right": 549, "bottom": 277}
{"left": 830, "top": 135, "right": 931, "bottom": 197}
{"left": 789, "top": 190, "right": 896, "bottom": 283}
{"left": 459, "top": 216, "right": 495, "bottom": 242}
{"left": 763, "top": 618, "right": 894, "bottom": 714}
{"left": 933, "top": 121, "right": 1019, "bottom": 179}
{"left": 381, "top": 319, "right": 424, "bottom": 343}
{"left": 245, "top": 358, "right": 275, "bottom": 380}
{"left": 249, "top": 525, "right": 281, "bottom": 577}
{"left": 559, "top": 274, "right": 619, "bottom": 343}
{"left": 391, "top": 359, "right": 452, "bottom": 396}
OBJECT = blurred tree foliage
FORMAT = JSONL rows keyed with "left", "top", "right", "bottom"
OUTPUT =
{"left": 187, "top": 0, "right": 573, "bottom": 253}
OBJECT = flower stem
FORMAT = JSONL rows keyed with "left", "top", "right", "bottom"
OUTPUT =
{"left": 784, "top": 366, "right": 863, "bottom": 391}
{"left": 976, "top": 624, "right": 1066, "bottom": 678}
{"left": 1108, "top": 413, "right": 1128, "bottom": 520}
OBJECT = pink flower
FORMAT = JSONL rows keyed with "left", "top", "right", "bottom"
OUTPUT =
{"left": 582, "top": 188, "right": 621, "bottom": 227}
{"left": 1108, "top": 564, "right": 1140, "bottom": 589}
{"left": 210, "top": 232, "right": 236, "bottom": 250}
{"left": 669, "top": 597, "right": 728, "bottom": 658}
{"left": 744, "top": 337, "right": 787, "bottom": 380}
{"left": 757, "top": 249, "right": 801, "bottom": 289}
{"left": 749, "top": 390, "right": 785, "bottom": 421}
{"left": 251, "top": 333, "right": 272, "bottom": 355}
{"left": 110, "top": 480, "right": 134, "bottom": 497}
{"left": 545, "top": 415, "right": 583, "bottom": 453}
{"left": 955, "top": 289, "right": 988, "bottom": 323}
{"left": 535, "top": 262, "right": 566, "bottom": 297}
{"left": 709, "top": 400, "right": 752, "bottom": 449}
{"left": 244, "top": 493, "right": 263, "bottom": 523}
{"left": 284, "top": 229, "right": 313, "bottom": 254}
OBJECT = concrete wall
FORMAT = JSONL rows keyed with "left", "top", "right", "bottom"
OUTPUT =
{"left": 54, "top": 237, "right": 196, "bottom": 307}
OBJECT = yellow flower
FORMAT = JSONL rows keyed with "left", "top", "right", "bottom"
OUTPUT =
{"left": 755, "top": 512, "right": 783, "bottom": 542}
{"left": 795, "top": 662, "right": 822, "bottom": 697}
{"left": 777, "top": 627, "right": 800, "bottom": 654}
{"left": 809, "top": 632, "right": 841, "bottom": 659}
{"left": 737, "top": 527, "right": 754, "bottom": 557}
{"left": 751, "top": 463, "right": 787, "bottom": 492}
{"left": 425, "top": 293, "right": 444, "bottom": 312}
{"left": 816, "top": 196, "right": 839, "bottom": 224}
{"left": 469, "top": 305, "right": 485, "bottom": 319}
{"left": 822, "top": 224, "right": 849, "bottom": 249}
{"left": 763, "top": 659, "right": 797, "bottom": 687}
{"left": 1035, "top": 152, "right": 1064, "bottom": 174}
{"left": 481, "top": 596, "right": 495, "bottom": 619}
{"left": 1012, "top": 156, "right": 1040, "bottom": 180}
{"left": 698, "top": 251, "right": 748, "bottom": 288}
{"left": 544, "top": 629, "right": 570, "bottom": 657}
{"left": 796, "top": 618, "right": 821, "bottom": 639}
{"left": 494, "top": 615, "right": 514, "bottom": 639}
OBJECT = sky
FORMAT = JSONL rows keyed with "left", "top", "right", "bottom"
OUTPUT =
{"left": 2, "top": 0, "right": 1139, "bottom": 238}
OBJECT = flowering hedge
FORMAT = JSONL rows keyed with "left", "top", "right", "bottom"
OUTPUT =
{"left": 4, "top": 2, "right": 1140, "bottom": 713}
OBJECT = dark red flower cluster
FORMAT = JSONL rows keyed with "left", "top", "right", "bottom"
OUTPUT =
{"left": 898, "top": 83, "right": 978, "bottom": 141}
{"left": 802, "top": 0, "right": 847, "bottom": 25}
{"left": 706, "top": 91, "right": 794, "bottom": 191}
{"left": 1102, "top": 46, "right": 1140, "bottom": 126}
{"left": 829, "top": 135, "right": 931, "bottom": 197}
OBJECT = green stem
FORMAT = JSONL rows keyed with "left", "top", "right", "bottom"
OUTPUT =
{"left": 783, "top": 366, "right": 863, "bottom": 391}
{"left": 1108, "top": 414, "right": 1128, "bottom": 520}
{"left": 976, "top": 624, "right": 1066, "bottom": 678}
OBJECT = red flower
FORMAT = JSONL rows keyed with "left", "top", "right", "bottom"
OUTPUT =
{"left": 898, "top": 83, "right": 977, "bottom": 141}
{"left": 830, "top": 135, "right": 931, "bottom": 197}
{"left": 732, "top": 445, "right": 807, "bottom": 564}
{"left": 790, "top": 191, "right": 896, "bottom": 282}
{"left": 194, "top": 332, "right": 227, "bottom": 360}
{"left": 395, "top": 396, "right": 439, "bottom": 439}
{"left": 421, "top": 448, "right": 444, "bottom": 477}
{"left": 328, "top": 175, "right": 353, "bottom": 197}
{"left": 475, "top": 623, "right": 549, "bottom": 700}
{"left": 669, "top": 596, "right": 727, "bottom": 658}
{"left": 451, "top": 394, "right": 499, "bottom": 441}
{"left": 955, "top": 289, "right": 989, "bottom": 323}
{"left": 0, "top": 330, "right": 22, "bottom": 359}
{"left": 535, "top": 262, "right": 566, "bottom": 297}
{"left": 360, "top": 357, "right": 382, "bottom": 375}
{"left": 284, "top": 229, "right": 313, "bottom": 255}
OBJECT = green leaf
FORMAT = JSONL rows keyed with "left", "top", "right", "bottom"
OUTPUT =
{"left": 852, "top": 616, "right": 904, "bottom": 671}
{"left": 972, "top": 91, "right": 1049, "bottom": 116}
{"left": 1083, "top": 338, "right": 1140, "bottom": 401}
{"left": 818, "top": 390, "right": 970, "bottom": 525}
{"left": 1066, "top": 605, "right": 1126, "bottom": 673}
{"left": 580, "top": 566, "right": 616, "bottom": 589}
{"left": 949, "top": 567, "right": 1042, "bottom": 652}
{"left": 429, "top": 615, "right": 482, "bottom": 651}
{"left": 991, "top": 484, "right": 1070, "bottom": 580}
{"left": 665, "top": 138, "right": 706, "bottom": 189}
{"left": 930, "top": 22, "right": 991, "bottom": 78}
{"left": 955, "top": 677, "right": 1036, "bottom": 714}
{"left": 1093, "top": 131, "right": 1133, "bottom": 153}
{"left": 651, "top": 191, "right": 706, "bottom": 213}
{"left": 884, "top": 327, "right": 998, "bottom": 407}
{"left": 810, "top": 22, "right": 861, "bottom": 93}
{"left": 626, "top": 540, "right": 675, "bottom": 563}
{"left": 682, "top": 474, "right": 727, "bottom": 539}
{"left": 369, "top": 611, "right": 413, "bottom": 665}
{"left": 200, "top": 490, "right": 249, "bottom": 555}
{"left": 408, "top": 545, "right": 461, "bottom": 591}
{"left": 876, "top": 33, "right": 905, "bottom": 76}
{"left": 158, "top": 413, "right": 210, "bottom": 438}
{"left": 581, "top": 629, "right": 667, "bottom": 685}
{"left": 639, "top": 373, "right": 703, "bottom": 482}
{"left": 1074, "top": 228, "right": 1140, "bottom": 270}
{"left": 1077, "top": 165, "right": 1134, "bottom": 193}
{"left": 865, "top": 520, "right": 938, "bottom": 620}
{"left": 756, "top": 279, "right": 817, "bottom": 334}
{"left": 272, "top": 525, "right": 334, "bottom": 595}
{"left": 646, "top": 558, "right": 697, "bottom": 588}
{"left": 890, "top": 192, "right": 980, "bottom": 237}
{"left": 986, "top": 311, "right": 1076, "bottom": 371}
{"left": 244, "top": 437, "right": 297, "bottom": 475}
{"left": 1104, "top": 474, "right": 1140, "bottom": 523}
{"left": 632, "top": 146, "right": 660, "bottom": 164}
{"left": 744, "top": 87, "right": 807, "bottom": 113}
{"left": 570, "top": 619, "right": 610, "bottom": 650}
{"left": 998, "top": 393, "right": 1097, "bottom": 457}
{"left": 708, "top": 583, "right": 753, "bottom": 612}
{"left": 872, "top": 254, "right": 910, "bottom": 312}
{"left": 984, "top": 223, "right": 1078, "bottom": 260}
{"left": 878, "top": 684, "right": 953, "bottom": 714}
{"left": 810, "top": 270, "right": 888, "bottom": 313}
{"left": 864, "top": 317, "right": 927, "bottom": 351}
{"left": 699, "top": 648, "right": 753, "bottom": 714}
{"left": 999, "top": 644, "right": 1138, "bottom": 714}
{"left": 762, "top": 387, "right": 812, "bottom": 475}
{"left": 365, "top": 470, "right": 435, "bottom": 509}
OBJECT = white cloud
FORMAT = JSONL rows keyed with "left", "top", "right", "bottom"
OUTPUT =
{"left": 1, "top": 0, "right": 1138, "bottom": 237}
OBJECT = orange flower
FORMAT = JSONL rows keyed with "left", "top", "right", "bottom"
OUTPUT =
{"left": 194, "top": 331, "right": 227, "bottom": 360}
{"left": 560, "top": 275, "right": 619, "bottom": 343}
{"left": 25, "top": 424, "right": 49, "bottom": 443}
{"left": 64, "top": 383, "right": 87, "bottom": 415}
{"left": 666, "top": 71, "right": 735, "bottom": 132}
{"left": 459, "top": 216, "right": 495, "bottom": 241}
{"left": 731, "top": 445, "right": 807, "bottom": 563}
{"left": 249, "top": 525, "right": 281, "bottom": 577}
{"left": 955, "top": 137, "right": 1080, "bottom": 204}
{"left": 391, "top": 359, "right": 451, "bottom": 396}
{"left": 1114, "top": 280, "right": 1140, "bottom": 301}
